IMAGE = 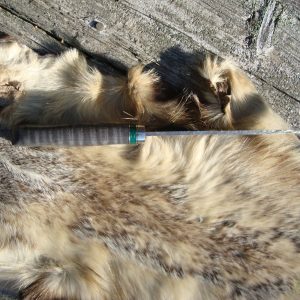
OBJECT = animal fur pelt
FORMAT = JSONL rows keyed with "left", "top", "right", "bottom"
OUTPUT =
{"left": 0, "top": 39, "right": 299, "bottom": 300}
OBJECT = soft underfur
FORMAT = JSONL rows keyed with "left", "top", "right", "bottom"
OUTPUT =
{"left": 0, "top": 39, "right": 299, "bottom": 300}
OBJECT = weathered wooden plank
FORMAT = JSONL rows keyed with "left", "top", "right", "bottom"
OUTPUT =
{"left": 0, "top": 0, "right": 299, "bottom": 127}
{"left": 0, "top": 5, "right": 65, "bottom": 52}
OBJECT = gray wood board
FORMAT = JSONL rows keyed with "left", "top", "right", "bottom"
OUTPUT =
{"left": 0, "top": 0, "right": 299, "bottom": 128}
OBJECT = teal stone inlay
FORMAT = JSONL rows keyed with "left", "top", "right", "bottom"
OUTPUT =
{"left": 129, "top": 125, "right": 137, "bottom": 144}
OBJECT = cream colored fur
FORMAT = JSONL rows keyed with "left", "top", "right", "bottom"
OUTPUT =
{"left": 0, "top": 40, "right": 299, "bottom": 300}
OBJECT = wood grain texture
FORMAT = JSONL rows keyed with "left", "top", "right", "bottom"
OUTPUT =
{"left": 0, "top": 0, "right": 299, "bottom": 127}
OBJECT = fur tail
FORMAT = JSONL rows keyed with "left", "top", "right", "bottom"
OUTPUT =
{"left": 0, "top": 42, "right": 289, "bottom": 131}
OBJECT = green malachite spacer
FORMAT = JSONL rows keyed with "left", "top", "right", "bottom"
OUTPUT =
{"left": 129, "top": 125, "right": 137, "bottom": 144}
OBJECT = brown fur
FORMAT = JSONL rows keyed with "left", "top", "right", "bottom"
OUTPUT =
{"left": 0, "top": 41, "right": 299, "bottom": 299}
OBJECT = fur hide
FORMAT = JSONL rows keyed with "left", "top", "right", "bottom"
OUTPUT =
{"left": 0, "top": 39, "right": 299, "bottom": 300}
